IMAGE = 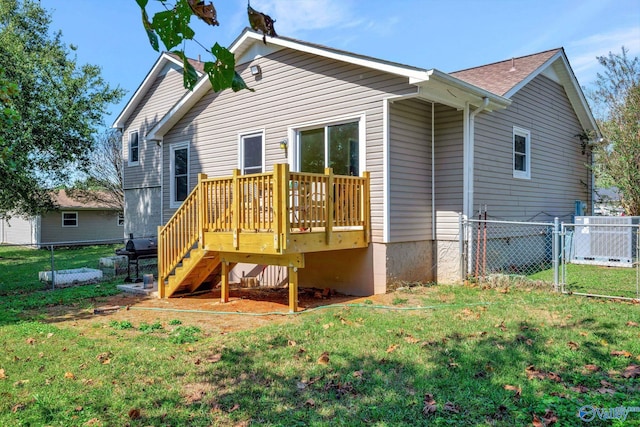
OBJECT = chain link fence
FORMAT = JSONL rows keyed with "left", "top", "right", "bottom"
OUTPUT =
{"left": 463, "top": 218, "right": 557, "bottom": 287}
{"left": 462, "top": 216, "right": 640, "bottom": 300}
{"left": 0, "top": 238, "right": 158, "bottom": 296}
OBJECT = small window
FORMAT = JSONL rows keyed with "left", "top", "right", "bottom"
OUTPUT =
{"left": 62, "top": 212, "right": 78, "bottom": 227}
{"left": 128, "top": 130, "right": 139, "bottom": 166}
{"left": 513, "top": 127, "right": 531, "bottom": 179}
{"left": 240, "top": 132, "right": 264, "bottom": 174}
{"left": 170, "top": 142, "right": 189, "bottom": 207}
{"left": 117, "top": 212, "right": 124, "bottom": 226}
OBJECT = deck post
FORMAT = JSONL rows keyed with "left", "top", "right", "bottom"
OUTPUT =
{"left": 157, "top": 225, "right": 165, "bottom": 298}
{"left": 197, "top": 173, "right": 207, "bottom": 242}
{"left": 288, "top": 266, "right": 298, "bottom": 313}
{"left": 325, "top": 168, "right": 334, "bottom": 244}
{"left": 232, "top": 169, "right": 240, "bottom": 249}
{"left": 221, "top": 261, "right": 229, "bottom": 303}
{"left": 272, "top": 164, "right": 282, "bottom": 251}
{"left": 363, "top": 171, "right": 371, "bottom": 243}
{"left": 281, "top": 163, "right": 290, "bottom": 250}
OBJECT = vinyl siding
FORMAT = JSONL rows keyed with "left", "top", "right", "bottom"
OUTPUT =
{"left": 124, "top": 187, "right": 162, "bottom": 238}
{"left": 122, "top": 66, "right": 188, "bottom": 190}
{"left": 40, "top": 211, "right": 124, "bottom": 244}
{"left": 434, "top": 105, "right": 464, "bottom": 240}
{"left": 161, "top": 49, "right": 417, "bottom": 242}
{"left": 474, "top": 75, "right": 589, "bottom": 221}
{"left": 388, "top": 99, "right": 433, "bottom": 242}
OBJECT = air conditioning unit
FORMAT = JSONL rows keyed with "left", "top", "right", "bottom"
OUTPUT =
{"left": 572, "top": 216, "right": 639, "bottom": 267}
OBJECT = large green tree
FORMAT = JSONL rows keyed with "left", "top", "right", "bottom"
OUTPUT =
{"left": 589, "top": 47, "right": 640, "bottom": 215}
{"left": 0, "top": 0, "right": 124, "bottom": 218}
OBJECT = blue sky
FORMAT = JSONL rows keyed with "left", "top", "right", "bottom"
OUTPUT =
{"left": 40, "top": 0, "right": 640, "bottom": 127}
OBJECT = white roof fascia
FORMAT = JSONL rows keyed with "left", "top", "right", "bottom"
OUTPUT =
{"left": 145, "top": 75, "right": 210, "bottom": 141}
{"left": 504, "top": 51, "right": 599, "bottom": 135}
{"left": 231, "top": 30, "right": 433, "bottom": 82}
{"left": 112, "top": 53, "right": 197, "bottom": 129}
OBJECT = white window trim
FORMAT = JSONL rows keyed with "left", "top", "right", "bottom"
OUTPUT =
{"left": 288, "top": 113, "right": 366, "bottom": 175}
{"left": 238, "top": 130, "right": 266, "bottom": 174}
{"left": 61, "top": 211, "right": 78, "bottom": 228}
{"left": 128, "top": 130, "right": 140, "bottom": 166}
{"left": 117, "top": 212, "right": 124, "bottom": 227}
{"left": 170, "top": 141, "right": 190, "bottom": 209}
{"left": 513, "top": 126, "right": 531, "bottom": 180}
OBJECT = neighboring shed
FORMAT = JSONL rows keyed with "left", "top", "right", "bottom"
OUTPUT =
{"left": 0, "top": 190, "right": 124, "bottom": 247}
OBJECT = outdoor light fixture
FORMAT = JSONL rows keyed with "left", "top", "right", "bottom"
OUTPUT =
{"left": 279, "top": 138, "right": 288, "bottom": 150}
{"left": 250, "top": 65, "right": 262, "bottom": 76}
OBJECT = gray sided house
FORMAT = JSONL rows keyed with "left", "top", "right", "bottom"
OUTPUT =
{"left": 113, "top": 29, "right": 598, "bottom": 296}
{"left": 0, "top": 190, "right": 124, "bottom": 247}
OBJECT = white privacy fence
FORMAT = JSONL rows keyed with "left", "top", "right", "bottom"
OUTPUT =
{"left": 462, "top": 216, "right": 640, "bottom": 301}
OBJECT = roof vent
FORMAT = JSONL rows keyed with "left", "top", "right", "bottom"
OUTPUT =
{"left": 509, "top": 58, "right": 516, "bottom": 72}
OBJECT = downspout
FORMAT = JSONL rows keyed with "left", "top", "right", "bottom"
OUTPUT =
{"left": 431, "top": 102, "right": 436, "bottom": 239}
{"left": 464, "top": 97, "right": 489, "bottom": 277}
{"left": 465, "top": 97, "right": 489, "bottom": 219}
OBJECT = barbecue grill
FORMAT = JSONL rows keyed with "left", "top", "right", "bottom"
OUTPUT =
{"left": 115, "top": 235, "right": 158, "bottom": 282}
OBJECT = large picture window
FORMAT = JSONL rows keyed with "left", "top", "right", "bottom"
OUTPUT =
{"left": 170, "top": 142, "right": 189, "bottom": 207}
{"left": 240, "top": 132, "right": 264, "bottom": 174}
{"left": 297, "top": 121, "right": 360, "bottom": 176}
{"left": 128, "top": 130, "right": 139, "bottom": 166}
{"left": 513, "top": 126, "right": 531, "bottom": 179}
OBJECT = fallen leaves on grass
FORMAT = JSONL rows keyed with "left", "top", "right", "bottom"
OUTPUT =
{"left": 504, "top": 384, "right": 521, "bottom": 398}
{"left": 0, "top": 368, "right": 6, "bottom": 379}
{"left": 386, "top": 344, "right": 399, "bottom": 353}
{"left": 495, "top": 321, "right": 507, "bottom": 331}
{"left": 567, "top": 341, "right": 580, "bottom": 350}
{"left": 422, "top": 393, "right": 437, "bottom": 416}
{"left": 570, "top": 385, "right": 590, "bottom": 393}
{"left": 533, "top": 409, "right": 558, "bottom": 426}
{"left": 64, "top": 372, "right": 75, "bottom": 379}
{"left": 443, "top": 401, "right": 460, "bottom": 413}
{"left": 305, "top": 398, "right": 315, "bottom": 407}
{"left": 626, "top": 321, "right": 638, "bottom": 327}
{"left": 128, "top": 408, "right": 141, "bottom": 419}
{"left": 352, "top": 370, "right": 363, "bottom": 378}
{"left": 404, "top": 335, "right": 420, "bottom": 344}
{"left": 96, "top": 352, "right": 112, "bottom": 365}
{"left": 525, "top": 365, "right": 561, "bottom": 382}
{"left": 26, "top": 337, "right": 35, "bottom": 345}
{"left": 12, "top": 403, "right": 25, "bottom": 412}
{"left": 622, "top": 364, "right": 640, "bottom": 378}
{"left": 582, "top": 364, "right": 600, "bottom": 373}
{"left": 317, "top": 352, "right": 330, "bottom": 365}
{"left": 611, "top": 350, "right": 633, "bottom": 358}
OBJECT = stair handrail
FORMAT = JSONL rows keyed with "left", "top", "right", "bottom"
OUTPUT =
{"left": 158, "top": 181, "right": 201, "bottom": 288}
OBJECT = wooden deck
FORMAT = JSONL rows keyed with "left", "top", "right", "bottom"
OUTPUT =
{"left": 157, "top": 164, "right": 370, "bottom": 311}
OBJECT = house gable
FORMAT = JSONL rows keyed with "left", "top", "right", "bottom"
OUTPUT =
{"left": 112, "top": 53, "right": 203, "bottom": 130}
{"left": 451, "top": 49, "right": 598, "bottom": 135}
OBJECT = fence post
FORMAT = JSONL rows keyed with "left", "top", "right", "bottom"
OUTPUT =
{"left": 49, "top": 245, "right": 55, "bottom": 290}
{"left": 553, "top": 217, "right": 559, "bottom": 292}
{"left": 459, "top": 213, "right": 466, "bottom": 282}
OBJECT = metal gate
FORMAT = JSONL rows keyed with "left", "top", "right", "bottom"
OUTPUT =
{"left": 561, "top": 221, "right": 639, "bottom": 300}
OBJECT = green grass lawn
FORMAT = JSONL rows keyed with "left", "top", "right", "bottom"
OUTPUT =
{"left": 0, "top": 244, "right": 121, "bottom": 296}
{"left": 530, "top": 263, "right": 639, "bottom": 299}
{"left": 1, "top": 283, "right": 639, "bottom": 426}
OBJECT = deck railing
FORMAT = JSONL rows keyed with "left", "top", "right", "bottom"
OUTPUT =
{"left": 158, "top": 164, "right": 370, "bottom": 284}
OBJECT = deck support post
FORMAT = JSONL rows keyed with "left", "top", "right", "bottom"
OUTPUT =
{"left": 288, "top": 266, "right": 298, "bottom": 313}
{"left": 325, "top": 168, "right": 334, "bottom": 244}
{"left": 221, "top": 261, "right": 230, "bottom": 303}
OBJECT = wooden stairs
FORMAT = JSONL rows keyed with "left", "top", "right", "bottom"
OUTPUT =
{"left": 162, "top": 246, "right": 222, "bottom": 298}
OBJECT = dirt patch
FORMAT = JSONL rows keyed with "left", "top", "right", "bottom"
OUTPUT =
{"left": 39, "top": 287, "right": 395, "bottom": 334}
